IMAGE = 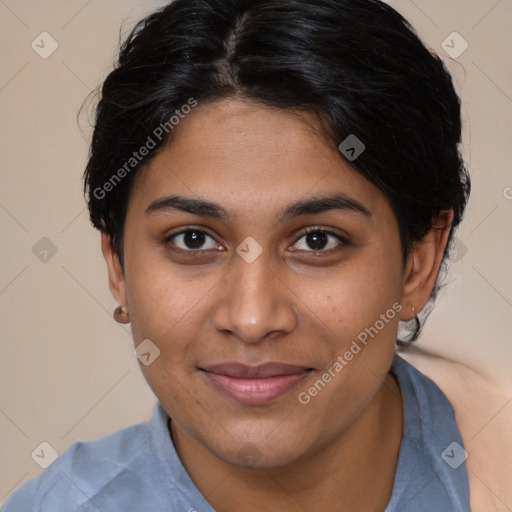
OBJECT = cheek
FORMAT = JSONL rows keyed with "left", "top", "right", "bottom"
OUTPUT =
{"left": 297, "top": 248, "right": 403, "bottom": 340}
{"left": 124, "top": 264, "right": 212, "bottom": 411}
{"left": 124, "top": 242, "right": 217, "bottom": 342}
{"left": 296, "top": 248, "right": 403, "bottom": 419}
{"left": 293, "top": 271, "right": 402, "bottom": 440}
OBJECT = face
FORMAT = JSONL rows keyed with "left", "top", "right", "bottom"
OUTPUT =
{"left": 104, "top": 98, "right": 426, "bottom": 468}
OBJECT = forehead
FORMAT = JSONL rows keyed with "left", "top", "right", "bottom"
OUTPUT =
{"left": 128, "top": 98, "right": 388, "bottom": 220}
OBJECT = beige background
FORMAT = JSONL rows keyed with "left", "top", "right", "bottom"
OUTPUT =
{"left": 0, "top": 0, "right": 511, "bottom": 509}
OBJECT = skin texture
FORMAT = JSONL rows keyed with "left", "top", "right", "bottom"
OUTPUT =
{"left": 102, "top": 98, "right": 453, "bottom": 511}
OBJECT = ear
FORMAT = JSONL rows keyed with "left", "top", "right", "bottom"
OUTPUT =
{"left": 101, "top": 233, "right": 127, "bottom": 306}
{"left": 399, "top": 210, "right": 454, "bottom": 321}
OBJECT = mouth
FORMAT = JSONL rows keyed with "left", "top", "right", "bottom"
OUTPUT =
{"left": 199, "top": 363, "right": 313, "bottom": 405}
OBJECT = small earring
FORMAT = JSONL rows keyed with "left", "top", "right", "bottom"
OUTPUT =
{"left": 411, "top": 305, "right": 416, "bottom": 314}
{"left": 114, "top": 305, "right": 130, "bottom": 324}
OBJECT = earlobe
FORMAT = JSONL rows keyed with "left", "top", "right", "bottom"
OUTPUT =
{"left": 399, "top": 210, "right": 454, "bottom": 321}
{"left": 101, "top": 233, "right": 127, "bottom": 306}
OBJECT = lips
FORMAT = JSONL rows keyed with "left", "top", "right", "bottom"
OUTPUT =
{"left": 200, "top": 363, "right": 313, "bottom": 405}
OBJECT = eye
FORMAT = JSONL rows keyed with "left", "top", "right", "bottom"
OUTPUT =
{"left": 289, "top": 228, "right": 347, "bottom": 253}
{"left": 166, "top": 228, "right": 222, "bottom": 252}
{"left": 165, "top": 227, "right": 347, "bottom": 254}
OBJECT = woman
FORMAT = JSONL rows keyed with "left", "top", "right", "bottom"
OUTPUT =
{"left": 3, "top": 0, "right": 471, "bottom": 510}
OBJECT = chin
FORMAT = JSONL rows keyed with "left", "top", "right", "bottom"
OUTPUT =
{"left": 207, "top": 431, "right": 310, "bottom": 470}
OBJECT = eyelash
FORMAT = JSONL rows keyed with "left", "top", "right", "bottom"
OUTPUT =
{"left": 164, "top": 226, "right": 349, "bottom": 255}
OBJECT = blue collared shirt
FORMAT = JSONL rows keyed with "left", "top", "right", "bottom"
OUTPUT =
{"left": 2, "top": 354, "right": 470, "bottom": 511}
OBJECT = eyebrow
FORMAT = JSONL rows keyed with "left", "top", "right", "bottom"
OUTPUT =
{"left": 145, "top": 193, "right": 371, "bottom": 222}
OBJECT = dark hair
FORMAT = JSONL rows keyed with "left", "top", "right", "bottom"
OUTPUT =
{"left": 83, "top": 0, "right": 470, "bottom": 343}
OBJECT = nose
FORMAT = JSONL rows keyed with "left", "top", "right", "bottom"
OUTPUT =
{"left": 213, "top": 250, "right": 297, "bottom": 344}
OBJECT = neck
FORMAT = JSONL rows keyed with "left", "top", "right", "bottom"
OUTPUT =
{"left": 170, "top": 373, "right": 403, "bottom": 512}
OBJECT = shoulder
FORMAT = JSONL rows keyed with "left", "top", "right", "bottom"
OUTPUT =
{"left": 387, "top": 353, "right": 471, "bottom": 511}
{"left": 395, "top": 351, "right": 512, "bottom": 511}
{"left": 391, "top": 352, "right": 464, "bottom": 455}
{"left": 2, "top": 422, "right": 151, "bottom": 512}
{"left": 392, "top": 351, "right": 457, "bottom": 421}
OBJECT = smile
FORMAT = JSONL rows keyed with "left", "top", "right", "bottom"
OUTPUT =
{"left": 200, "top": 363, "right": 313, "bottom": 405}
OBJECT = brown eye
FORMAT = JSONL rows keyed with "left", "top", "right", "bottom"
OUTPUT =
{"left": 304, "top": 231, "right": 328, "bottom": 250}
{"left": 290, "top": 229, "right": 347, "bottom": 252}
{"left": 167, "top": 229, "right": 221, "bottom": 251}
